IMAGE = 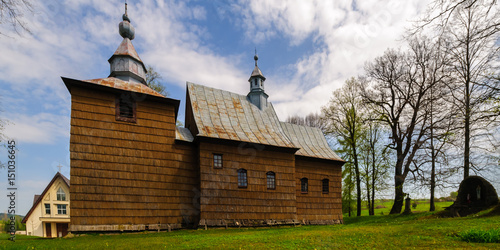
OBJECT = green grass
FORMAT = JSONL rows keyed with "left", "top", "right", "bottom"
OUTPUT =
{"left": 459, "top": 228, "right": 500, "bottom": 243}
{"left": 346, "top": 200, "right": 454, "bottom": 216}
{"left": 1, "top": 207, "right": 499, "bottom": 249}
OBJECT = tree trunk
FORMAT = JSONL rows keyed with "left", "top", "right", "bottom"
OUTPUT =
{"left": 348, "top": 182, "right": 352, "bottom": 217}
{"left": 430, "top": 89, "right": 436, "bottom": 212}
{"left": 430, "top": 146, "right": 436, "bottom": 211}
{"left": 366, "top": 176, "right": 371, "bottom": 215}
{"left": 464, "top": 92, "right": 470, "bottom": 179}
{"left": 370, "top": 134, "right": 376, "bottom": 216}
{"left": 463, "top": 11, "right": 471, "bottom": 180}
{"left": 352, "top": 136, "right": 362, "bottom": 216}
{"left": 370, "top": 147, "right": 376, "bottom": 215}
{"left": 390, "top": 175, "right": 405, "bottom": 214}
{"left": 353, "top": 151, "right": 362, "bottom": 216}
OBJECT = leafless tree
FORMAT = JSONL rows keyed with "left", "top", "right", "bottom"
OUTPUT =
{"left": 363, "top": 37, "right": 449, "bottom": 214}
{"left": 0, "top": 0, "right": 33, "bottom": 36}
{"left": 417, "top": 0, "right": 500, "bottom": 180}
{"left": 285, "top": 112, "right": 326, "bottom": 131}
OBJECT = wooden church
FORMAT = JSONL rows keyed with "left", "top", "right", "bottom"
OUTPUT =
{"left": 62, "top": 6, "right": 344, "bottom": 232}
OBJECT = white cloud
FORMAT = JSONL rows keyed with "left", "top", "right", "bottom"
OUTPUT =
{"left": 231, "top": 0, "right": 431, "bottom": 118}
{"left": 3, "top": 113, "right": 69, "bottom": 144}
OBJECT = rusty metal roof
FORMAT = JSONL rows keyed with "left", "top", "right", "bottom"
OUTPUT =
{"left": 83, "top": 77, "right": 164, "bottom": 97}
{"left": 251, "top": 65, "right": 265, "bottom": 79}
{"left": 280, "top": 122, "right": 343, "bottom": 161}
{"left": 187, "top": 82, "right": 296, "bottom": 148}
{"left": 175, "top": 126, "right": 194, "bottom": 142}
{"left": 109, "top": 37, "right": 143, "bottom": 64}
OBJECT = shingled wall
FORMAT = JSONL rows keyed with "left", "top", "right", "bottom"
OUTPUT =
{"left": 295, "top": 157, "right": 343, "bottom": 224}
{"left": 69, "top": 86, "right": 199, "bottom": 232}
{"left": 198, "top": 141, "right": 298, "bottom": 227}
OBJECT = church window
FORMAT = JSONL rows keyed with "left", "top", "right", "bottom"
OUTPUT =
{"left": 267, "top": 171, "right": 275, "bottom": 190}
{"left": 322, "top": 179, "right": 329, "bottom": 194}
{"left": 301, "top": 178, "right": 308, "bottom": 193}
{"left": 213, "top": 154, "right": 223, "bottom": 168}
{"left": 116, "top": 94, "right": 136, "bottom": 122}
{"left": 238, "top": 169, "right": 247, "bottom": 188}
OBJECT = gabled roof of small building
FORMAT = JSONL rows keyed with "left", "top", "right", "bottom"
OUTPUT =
{"left": 22, "top": 172, "right": 70, "bottom": 223}
{"left": 280, "top": 122, "right": 343, "bottom": 161}
{"left": 186, "top": 82, "right": 296, "bottom": 149}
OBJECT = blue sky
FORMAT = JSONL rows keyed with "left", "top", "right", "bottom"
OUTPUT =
{"left": 0, "top": 0, "right": 432, "bottom": 215}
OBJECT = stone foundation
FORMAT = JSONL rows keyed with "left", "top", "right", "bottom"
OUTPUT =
{"left": 198, "top": 219, "right": 343, "bottom": 228}
{"left": 69, "top": 223, "right": 182, "bottom": 233}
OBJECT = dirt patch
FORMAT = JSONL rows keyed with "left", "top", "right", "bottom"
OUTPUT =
{"left": 375, "top": 205, "right": 386, "bottom": 209}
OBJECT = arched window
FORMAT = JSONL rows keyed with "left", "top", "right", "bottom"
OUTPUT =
{"left": 301, "top": 178, "right": 308, "bottom": 193}
{"left": 57, "top": 187, "right": 66, "bottom": 201}
{"left": 238, "top": 169, "right": 247, "bottom": 188}
{"left": 267, "top": 171, "right": 276, "bottom": 190}
{"left": 322, "top": 179, "right": 329, "bottom": 194}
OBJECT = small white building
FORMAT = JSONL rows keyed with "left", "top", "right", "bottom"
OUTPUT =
{"left": 22, "top": 172, "right": 70, "bottom": 237}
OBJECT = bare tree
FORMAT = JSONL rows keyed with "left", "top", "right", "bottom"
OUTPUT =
{"left": 145, "top": 65, "right": 169, "bottom": 97}
{"left": 418, "top": 0, "right": 500, "bottom": 180}
{"left": 285, "top": 112, "right": 326, "bottom": 130}
{"left": 363, "top": 37, "right": 449, "bottom": 214}
{"left": 322, "top": 77, "right": 364, "bottom": 216}
{"left": 360, "top": 117, "right": 392, "bottom": 215}
{"left": 0, "top": 0, "right": 33, "bottom": 35}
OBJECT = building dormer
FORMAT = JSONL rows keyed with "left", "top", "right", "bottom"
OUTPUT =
{"left": 247, "top": 53, "right": 268, "bottom": 109}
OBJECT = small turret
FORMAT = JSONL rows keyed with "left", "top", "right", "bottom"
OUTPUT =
{"left": 108, "top": 3, "right": 147, "bottom": 85}
{"left": 247, "top": 51, "right": 268, "bottom": 109}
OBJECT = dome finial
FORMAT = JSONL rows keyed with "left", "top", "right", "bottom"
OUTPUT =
{"left": 119, "top": 1, "right": 135, "bottom": 40}
{"left": 254, "top": 48, "right": 258, "bottom": 66}
{"left": 122, "top": 1, "right": 130, "bottom": 22}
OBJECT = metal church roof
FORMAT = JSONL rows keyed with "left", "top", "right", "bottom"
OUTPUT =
{"left": 280, "top": 122, "right": 343, "bottom": 161}
{"left": 186, "top": 82, "right": 343, "bottom": 162}
{"left": 187, "top": 82, "right": 296, "bottom": 148}
{"left": 83, "top": 77, "right": 164, "bottom": 97}
{"left": 109, "top": 37, "right": 143, "bottom": 64}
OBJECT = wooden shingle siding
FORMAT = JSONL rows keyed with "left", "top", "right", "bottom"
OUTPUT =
{"left": 295, "top": 157, "right": 343, "bottom": 224}
{"left": 198, "top": 141, "right": 297, "bottom": 225}
{"left": 69, "top": 86, "right": 199, "bottom": 231}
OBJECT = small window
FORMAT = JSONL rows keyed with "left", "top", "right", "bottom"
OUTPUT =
{"left": 57, "top": 204, "right": 67, "bottom": 215}
{"left": 45, "top": 204, "right": 50, "bottom": 214}
{"left": 116, "top": 94, "right": 136, "bottom": 122}
{"left": 57, "top": 188, "right": 66, "bottom": 201}
{"left": 213, "top": 154, "right": 223, "bottom": 169}
{"left": 322, "top": 179, "right": 329, "bottom": 194}
{"left": 301, "top": 178, "right": 308, "bottom": 193}
{"left": 238, "top": 169, "right": 247, "bottom": 188}
{"left": 267, "top": 171, "right": 276, "bottom": 190}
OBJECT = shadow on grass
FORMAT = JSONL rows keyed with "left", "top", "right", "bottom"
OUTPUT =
{"left": 344, "top": 212, "right": 438, "bottom": 226}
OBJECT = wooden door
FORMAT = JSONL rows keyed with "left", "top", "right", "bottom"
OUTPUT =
{"left": 45, "top": 223, "right": 52, "bottom": 237}
{"left": 56, "top": 223, "right": 68, "bottom": 237}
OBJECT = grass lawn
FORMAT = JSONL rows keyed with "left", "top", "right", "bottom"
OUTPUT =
{"left": 1, "top": 207, "right": 499, "bottom": 249}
